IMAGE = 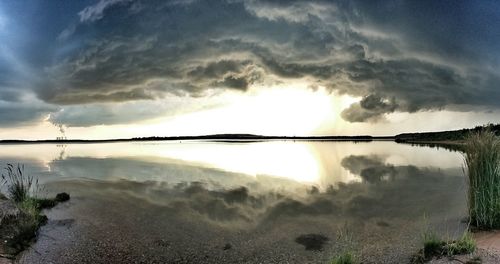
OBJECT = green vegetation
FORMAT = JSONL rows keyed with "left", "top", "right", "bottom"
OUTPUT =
{"left": 411, "top": 129, "right": 499, "bottom": 263}
{"left": 2, "top": 164, "right": 37, "bottom": 203}
{"left": 331, "top": 224, "right": 359, "bottom": 264}
{"left": 445, "top": 232, "right": 476, "bottom": 256}
{"left": 331, "top": 251, "right": 357, "bottom": 264}
{"left": 396, "top": 123, "right": 500, "bottom": 143}
{"left": 464, "top": 130, "right": 500, "bottom": 229}
{"left": 2, "top": 197, "right": 48, "bottom": 252}
{"left": 412, "top": 230, "right": 476, "bottom": 263}
{"left": 421, "top": 230, "right": 444, "bottom": 258}
{"left": 0, "top": 164, "right": 69, "bottom": 256}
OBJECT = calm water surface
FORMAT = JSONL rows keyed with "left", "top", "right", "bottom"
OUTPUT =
{"left": 0, "top": 141, "right": 467, "bottom": 263}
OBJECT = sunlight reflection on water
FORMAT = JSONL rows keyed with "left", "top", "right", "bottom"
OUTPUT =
{"left": 0, "top": 141, "right": 463, "bottom": 187}
{"left": 3, "top": 141, "right": 468, "bottom": 263}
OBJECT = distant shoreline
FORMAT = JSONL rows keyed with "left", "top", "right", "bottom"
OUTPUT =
{"left": 0, "top": 124, "right": 497, "bottom": 145}
{"left": 0, "top": 135, "right": 395, "bottom": 144}
{"left": 395, "top": 140, "right": 465, "bottom": 146}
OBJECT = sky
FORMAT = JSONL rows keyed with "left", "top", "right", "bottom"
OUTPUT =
{"left": 1, "top": 0, "right": 500, "bottom": 139}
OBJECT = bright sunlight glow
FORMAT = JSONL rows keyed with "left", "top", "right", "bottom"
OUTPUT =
{"left": 136, "top": 84, "right": 338, "bottom": 137}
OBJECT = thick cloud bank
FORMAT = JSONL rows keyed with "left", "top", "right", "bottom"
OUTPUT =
{"left": 0, "top": 0, "right": 499, "bottom": 126}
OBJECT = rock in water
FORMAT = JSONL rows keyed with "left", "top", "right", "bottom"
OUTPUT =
{"left": 55, "top": 192, "right": 70, "bottom": 202}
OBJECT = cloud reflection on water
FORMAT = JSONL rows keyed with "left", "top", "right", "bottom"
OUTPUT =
{"left": 5, "top": 141, "right": 468, "bottom": 263}
{"left": 0, "top": 141, "right": 465, "bottom": 188}
{"left": 42, "top": 153, "right": 465, "bottom": 226}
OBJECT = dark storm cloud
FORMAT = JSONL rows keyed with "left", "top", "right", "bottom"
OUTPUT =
{"left": 0, "top": 90, "right": 22, "bottom": 102}
{"left": 37, "top": 1, "right": 273, "bottom": 105}
{"left": 1, "top": 0, "right": 500, "bottom": 126}
{"left": 0, "top": 102, "right": 56, "bottom": 127}
{"left": 341, "top": 94, "right": 398, "bottom": 122}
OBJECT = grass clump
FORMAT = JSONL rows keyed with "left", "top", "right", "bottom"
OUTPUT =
{"left": 412, "top": 230, "right": 476, "bottom": 263}
{"left": 331, "top": 224, "right": 360, "bottom": 264}
{"left": 445, "top": 232, "right": 476, "bottom": 256}
{"left": 1, "top": 164, "right": 36, "bottom": 203}
{"left": 1, "top": 164, "right": 69, "bottom": 255}
{"left": 422, "top": 230, "right": 445, "bottom": 258}
{"left": 331, "top": 251, "right": 357, "bottom": 264}
{"left": 0, "top": 164, "right": 42, "bottom": 254}
{"left": 464, "top": 130, "right": 500, "bottom": 229}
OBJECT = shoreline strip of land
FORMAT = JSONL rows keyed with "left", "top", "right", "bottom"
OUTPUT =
{"left": 0, "top": 135, "right": 395, "bottom": 144}
{"left": 0, "top": 124, "right": 497, "bottom": 146}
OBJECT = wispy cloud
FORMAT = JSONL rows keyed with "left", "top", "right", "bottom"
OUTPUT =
{"left": 78, "top": 0, "right": 132, "bottom": 23}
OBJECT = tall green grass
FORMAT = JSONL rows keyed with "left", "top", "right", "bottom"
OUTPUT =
{"left": 445, "top": 231, "right": 476, "bottom": 256}
{"left": 1, "top": 164, "right": 38, "bottom": 203}
{"left": 0, "top": 164, "right": 50, "bottom": 253}
{"left": 464, "top": 130, "right": 500, "bottom": 229}
{"left": 331, "top": 224, "right": 359, "bottom": 264}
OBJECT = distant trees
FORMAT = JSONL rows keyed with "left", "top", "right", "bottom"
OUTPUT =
{"left": 395, "top": 124, "right": 500, "bottom": 142}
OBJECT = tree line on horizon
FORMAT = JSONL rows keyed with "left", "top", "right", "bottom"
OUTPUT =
{"left": 395, "top": 124, "right": 500, "bottom": 142}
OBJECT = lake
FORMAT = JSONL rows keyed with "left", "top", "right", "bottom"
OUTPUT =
{"left": 0, "top": 141, "right": 467, "bottom": 263}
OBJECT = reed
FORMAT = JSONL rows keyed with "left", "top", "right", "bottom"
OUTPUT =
{"left": 464, "top": 130, "right": 500, "bottom": 229}
{"left": 1, "top": 164, "right": 37, "bottom": 203}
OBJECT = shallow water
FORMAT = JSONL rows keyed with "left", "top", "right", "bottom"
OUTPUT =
{"left": 0, "top": 141, "right": 467, "bottom": 263}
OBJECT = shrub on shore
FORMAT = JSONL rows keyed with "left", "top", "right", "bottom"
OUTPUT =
{"left": 464, "top": 130, "right": 500, "bottom": 229}
{"left": 1, "top": 164, "right": 69, "bottom": 255}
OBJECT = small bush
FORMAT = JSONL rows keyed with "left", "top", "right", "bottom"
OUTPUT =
{"left": 331, "top": 251, "right": 357, "bottom": 264}
{"left": 464, "top": 130, "right": 500, "bottom": 229}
